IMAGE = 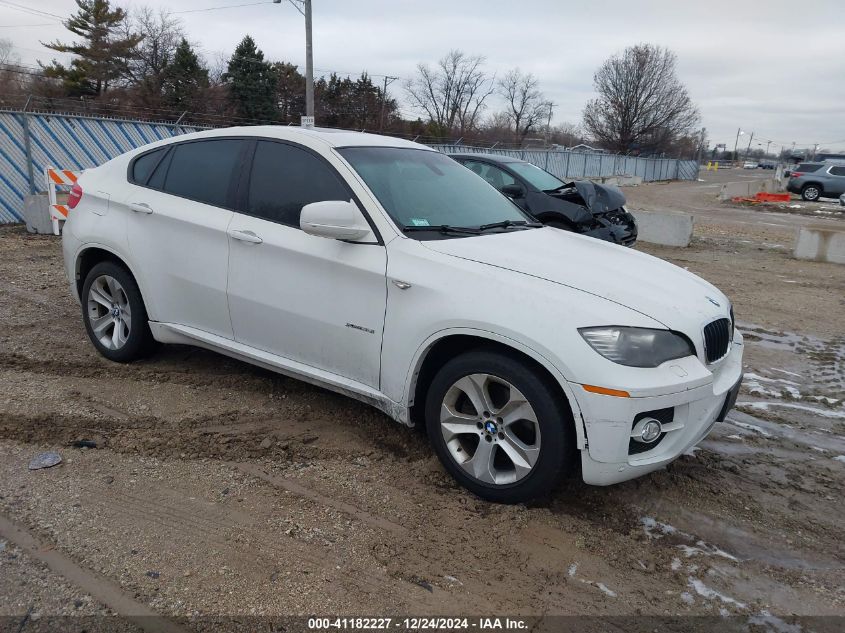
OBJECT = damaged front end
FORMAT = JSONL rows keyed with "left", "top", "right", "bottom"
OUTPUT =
{"left": 542, "top": 181, "right": 638, "bottom": 247}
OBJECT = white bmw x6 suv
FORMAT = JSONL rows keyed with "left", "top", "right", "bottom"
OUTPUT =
{"left": 62, "top": 126, "right": 743, "bottom": 503}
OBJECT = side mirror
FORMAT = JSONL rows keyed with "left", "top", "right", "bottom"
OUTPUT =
{"left": 300, "top": 199, "right": 374, "bottom": 241}
{"left": 501, "top": 184, "right": 525, "bottom": 198}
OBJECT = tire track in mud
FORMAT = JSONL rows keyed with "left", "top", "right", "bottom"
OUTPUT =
{"left": 0, "top": 514, "right": 189, "bottom": 633}
{"left": 232, "top": 462, "right": 409, "bottom": 537}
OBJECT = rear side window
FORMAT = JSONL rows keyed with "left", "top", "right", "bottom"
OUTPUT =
{"left": 829, "top": 166, "right": 845, "bottom": 176}
{"left": 131, "top": 148, "right": 166, "bottom": 185}
{"left": 795, "top": 163, "right": 821, "bottom": 173}
{"left": 161, "top": 139, "right": 244, "bottom": 208}
{"left": 246, "top": 140, "right": 350, "bottom": 227}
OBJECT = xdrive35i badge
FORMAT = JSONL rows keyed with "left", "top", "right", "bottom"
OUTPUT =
{"left": 706, "top": 296, "right": 720, "bottom": 307}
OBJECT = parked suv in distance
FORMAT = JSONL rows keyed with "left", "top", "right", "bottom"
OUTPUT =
{"left": 786, "top": 162, "right": 845, "bottom": 201}
{"left": 62, "top": 127, "right": 743, "bottom": 503}
{"left": 451, "top": 153, "right": 637, "bottom": 246}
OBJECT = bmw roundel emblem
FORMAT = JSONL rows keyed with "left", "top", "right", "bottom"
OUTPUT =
{"left": 706, "top": 296, "right": 720, "bottom": 307}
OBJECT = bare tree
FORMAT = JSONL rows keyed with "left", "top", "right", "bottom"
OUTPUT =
{"left": 583, "top": 44, "right": 700, "bottom": 155}
{"left": 497, "top": 68, "right": 552, "bottom": 145}
{"left": 405, "top": 50, "right": 495, "bottom": 137}
{"left": 121, "top": 6, "right": 185, "bottom": 103}
{"left": 0, "top": 38, "right": 24, "bottom": 100}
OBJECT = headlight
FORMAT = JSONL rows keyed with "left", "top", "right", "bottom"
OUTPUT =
{"left": 579, "top": 327, "right": 695, "bottom": 368}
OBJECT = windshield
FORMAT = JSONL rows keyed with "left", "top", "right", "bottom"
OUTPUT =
{"left": 337, "top": 147, "right": 531, "bottom": 235}
{"left": 507, "top": 161, "right": 565, "bottom": 191}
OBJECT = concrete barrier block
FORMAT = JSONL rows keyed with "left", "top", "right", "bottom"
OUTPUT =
{"left": 794, "top": 226, "right": 845, "bottom": 265}
{"left": 718, "top": 178, "right": 778, "bottom": 200}
{"left": 630, "top": 210, "right": 693, "bottom": 247}
{"left": 22, "top": 194, "right": 53, "bottom": 234}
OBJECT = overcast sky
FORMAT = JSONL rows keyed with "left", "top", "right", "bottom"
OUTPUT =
{"left": 4, "top": 0, "right": 844, "bottom": 153}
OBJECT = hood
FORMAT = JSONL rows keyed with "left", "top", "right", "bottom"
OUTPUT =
{"left": 421, "top": 227, "right": 730, "bottom": 336}
{"left": 568, "top": 181, "right": 626, "bottom": 214}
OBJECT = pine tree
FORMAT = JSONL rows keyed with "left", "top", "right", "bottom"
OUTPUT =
{"left": 161, "top": 39, "right": 209, "bottom": 110}
{"left": 223, "top": 36, "right": 277, "bottom": 123}
{"left": 40, "top": 0, "right": 142, "bottom": 96}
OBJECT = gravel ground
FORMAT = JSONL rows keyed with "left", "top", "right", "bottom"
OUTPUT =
{"left": 0, "top": 181, "right": 843, "bottom": 631}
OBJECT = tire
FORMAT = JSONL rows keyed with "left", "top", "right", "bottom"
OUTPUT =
{"left": 801, "top": 184, "right": 822, "bottom": 201}
{"left": 81, "top": 261, "right": 157, "bottom": 362}
{"left": 425, "top": 350, "right": 574, "bottom": 503}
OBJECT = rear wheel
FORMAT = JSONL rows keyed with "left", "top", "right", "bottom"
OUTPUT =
{"left": 81, "top": 261, "right": 156, "bottom": 362}
{"left": 425, "top": 350, "right": 574, "bottom": 503}
{"left": 801, "top": 184, "right": 822, "bottom": 201}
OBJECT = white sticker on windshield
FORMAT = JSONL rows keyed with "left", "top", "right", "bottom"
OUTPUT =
{"left": 410, "top": 218, "right": 430, "bottom": 226}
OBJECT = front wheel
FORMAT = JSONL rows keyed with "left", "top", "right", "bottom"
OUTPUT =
{"left": 425, "top": 350, "right": 574, "bottom": 503}
{"left": 801, "top": 184, "right": 822, "bottom": 201}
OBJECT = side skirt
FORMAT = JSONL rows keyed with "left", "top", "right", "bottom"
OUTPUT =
{"left": 148, "top": 322, "right": 409, "bottom": 425}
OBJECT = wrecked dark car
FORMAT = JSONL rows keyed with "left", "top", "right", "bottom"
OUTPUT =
{"left": 451, "top": 153, "right": 637, "bottom": 246}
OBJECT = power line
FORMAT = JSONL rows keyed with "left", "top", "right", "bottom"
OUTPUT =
{"left": 173, "top": 1, "right": 276, "bottom": 14}
{"left": 0, "top": 23, "right": 56, "bottom": 28}
{"left": 0, "top": 1, "right": 64, "bottom": 21}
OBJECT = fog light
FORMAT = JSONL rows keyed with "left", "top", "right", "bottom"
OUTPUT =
{"left": 633, "top": 417, "right": 663, "bottom": 444}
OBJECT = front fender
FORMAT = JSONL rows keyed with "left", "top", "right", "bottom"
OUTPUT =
{"left": 402, "top": 327, "right": 587, "bottom": 449}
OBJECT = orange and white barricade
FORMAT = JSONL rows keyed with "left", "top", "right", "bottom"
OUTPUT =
{"left": 45, "top": 167, "right": 81, "bottom": 235}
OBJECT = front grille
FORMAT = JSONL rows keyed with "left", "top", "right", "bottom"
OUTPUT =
{"left": 703, "top": 318, "right": 731, "bottom": 363}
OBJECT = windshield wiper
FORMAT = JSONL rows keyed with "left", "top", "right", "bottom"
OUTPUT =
{"left": 477, "top": 220, "right": 543, "bottom": 231}
{"left": 403, "top": 224, "right": 481, "bottom": 235}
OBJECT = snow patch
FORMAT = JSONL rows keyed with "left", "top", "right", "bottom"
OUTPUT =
{"left": 738, "top": 401, "right": 845, "bottom": 420}
{"left": 748, "top": 610, "right": 803, "bottom": 633}
{"left": 678, "top": 541, "right": 739, "bottom": 561}
{"left": 680, "top": 591, "right": 695, "bottom": 605}
{"left": 833, "top": 455, "right": 845, "bottom": 464}
{"left": 568, "top": 563, "right": 578, "bottom": 577}
{"left": 730, "top": 419, "right": 773, "bottom": 437}
{"left": 687, "top": 577, "right": 747, "bottom": 609}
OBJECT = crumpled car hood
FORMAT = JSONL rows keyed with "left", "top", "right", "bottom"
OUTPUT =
{"left": 421, "top": 227, "right": 730, "bottom": 335}
{"left": 555, "top": 181, "right": 627, "bottom": 214}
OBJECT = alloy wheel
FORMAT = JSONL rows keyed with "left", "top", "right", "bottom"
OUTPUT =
{"left": 87, "top": 274, "right": 132, "bottom": 350}
{"left": 439, "top": 373, "right": 541, "bottom": 485}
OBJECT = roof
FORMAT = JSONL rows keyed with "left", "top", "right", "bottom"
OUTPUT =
{"left": 169, "top": 125, "right": 430, "bottom": 150}
{"left": 449, "top": 152, "right": 526, "bottom": 164}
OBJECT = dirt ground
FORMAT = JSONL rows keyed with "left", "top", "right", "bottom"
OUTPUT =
{"left": 1, "top": 170, "right": 844, "bottom": 631}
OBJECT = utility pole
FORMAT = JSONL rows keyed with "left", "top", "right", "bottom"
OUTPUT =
{"left": 695, "top": 127, "right": 706, "bottom": 164}
{"left": 277, "top": 0, "right": 314, "bottom": 126}
{"left": 379, "top": 75, "right": 398, "bottom": 132}
{"left": 304, "top": 0, "right": 313, "bottom": 121}
{"left": 743, "top": 131, "right": 754, "bottom": 161}
{"left": 733, "top": 127, "right": 743, "bottom": 161}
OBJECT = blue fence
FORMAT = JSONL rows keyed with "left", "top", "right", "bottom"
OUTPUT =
{"left": 0, "top": 110, "right": 206, "bottom": 223}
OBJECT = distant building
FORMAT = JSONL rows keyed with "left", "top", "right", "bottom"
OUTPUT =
{"left": 568, "top": 144, "right": 606, "bottom": 153}
{"left": 817, "top": 152, "right": 845, "bottom": 162}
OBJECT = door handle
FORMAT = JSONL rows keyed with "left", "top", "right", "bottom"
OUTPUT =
{"left": 228, "top": 229, "right": 263, "bottom": 244}
{"left": 128, "top": 202, "right": 153, "bottom": 214}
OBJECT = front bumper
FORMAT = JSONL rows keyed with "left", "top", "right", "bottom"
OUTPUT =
{"left": 574, "top": 330, "right": 743, "bottom": 486}
{"left": 582, "top": 211, "right": 637, "bottom": 247}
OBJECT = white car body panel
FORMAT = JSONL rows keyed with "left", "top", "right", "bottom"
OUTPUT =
{"left": 226, "top": 215, "right": 387, "bottom": 389}
{"left": 62, "top": 125, "right": 743, "bottom": 488}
